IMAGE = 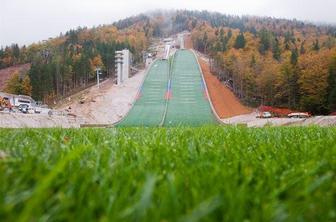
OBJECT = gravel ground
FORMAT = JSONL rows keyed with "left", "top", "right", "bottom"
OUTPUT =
{"left": 0, "top": 69, "right": 146, "bottom": 128}
{"left": 0, "top": 112, "right": 80, "bottom": 128}
{"left": 55, "top": 69, "right": 146, "bottom": 125}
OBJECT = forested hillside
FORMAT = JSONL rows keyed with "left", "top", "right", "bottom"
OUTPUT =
{"left": 0, "top": 23, "right": 149, "bottom": 102}
{"left": 172, "top": 10, "right": 336, "bottom": 114}
{"left": 1, "top": 10, "right": 336, "bottom": 114}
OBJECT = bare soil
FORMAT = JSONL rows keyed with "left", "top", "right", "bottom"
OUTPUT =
{"left": 0, "top": 64, "right": 31, "bottom": 90}
{"left": 199, "top": 58, "right": 251, "bottom": 118}
{"left": 184, "top": 35, "right": 193, "bottom": 50}
{"left": 55, "top": 70, "right": 146, "bottom": 124}
{"left": 185, "top": 34, "right": 251, "bottom": 118}
{"left": 0, "top": 69, "right": 146, "bottom": 128}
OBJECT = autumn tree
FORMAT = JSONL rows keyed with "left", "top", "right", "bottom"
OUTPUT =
{"left": 275, "top": 62, "right": 300, "bottom": 108}
{"left": 4, "top": 71, "right": 32, "bottom": 96}
{"left": 90, "top": 54, "right": 104, "bottom": 70}
{"left": 4, "top": 71, "right": 22, "bottom": 95}
{"left": 22, "top": 75, "right": 32, "bottom": 96}
{"left": 327, "top": 54, "right": 336, "bottom": 112}
{"left": 298, "top": 51, "right": 330, "bottom": 114}
{"left": 256, "top": 58, "right": 280, "bottom": 105}
{"left": 250, "top": 54, "right": 256, "bottom": 67}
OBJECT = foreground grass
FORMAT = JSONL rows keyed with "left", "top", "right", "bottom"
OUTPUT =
{"left": 0, "top": 126, "right": 335, "bottom": 221}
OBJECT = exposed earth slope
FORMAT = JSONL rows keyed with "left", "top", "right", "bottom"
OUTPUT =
{"left": 0, "top": 64, "right": 30, "bottom": 90}
{"left": 184, "top": 35, "right": 251, "bottom": 118}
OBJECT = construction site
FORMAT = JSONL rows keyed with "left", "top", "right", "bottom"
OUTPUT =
{"left": 1, "top": 33, "right": 336, "bottom": 128}
{"left": 2, "top": 6, "right": 336, "bottom": 221}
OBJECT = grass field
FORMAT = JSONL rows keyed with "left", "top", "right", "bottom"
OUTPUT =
{"left": 0, "top": 126, "right": 336, "bottom": 221}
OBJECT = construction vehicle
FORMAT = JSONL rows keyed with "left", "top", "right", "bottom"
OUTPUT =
{"left": 0, "top": 96, "right": 11, "bottom": 111}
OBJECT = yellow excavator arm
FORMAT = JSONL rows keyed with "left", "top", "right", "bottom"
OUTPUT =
{"left": 0, "top": 96, "right": 9, "bottom": 108}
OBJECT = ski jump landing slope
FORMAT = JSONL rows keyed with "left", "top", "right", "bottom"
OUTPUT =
{"left": 163, "top": 50, "right": 216, "bottom": 126}
{"left": 118, "top": 60, "right": 169, "bottom": 126}
{"left": 118, "top": 50, "right": 218, "bottom": 127}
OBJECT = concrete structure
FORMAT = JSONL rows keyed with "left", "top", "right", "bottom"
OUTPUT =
{"left": 164, "top": 44, "right": 171, "bottom": 60}
{"left": 178, "top": 33, "right": 185, "bottom": 49}
{"left": 122, "top": 49, "right": 130, "bottom": 81}
{"left": 163, "top": 38, "right": 174, "bottom": 44}
{"left": 96, "top": 68, "right": 102, "bottom": 88}
{"left": 115, "top": 51, "right": 123, "bottom": 85}
{"left": 115, "top": 49, "right": 132, "bottom": 85}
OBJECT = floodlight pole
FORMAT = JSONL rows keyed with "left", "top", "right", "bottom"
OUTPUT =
{"left": 96, "top": 67, "right": 101, "bottom": 88}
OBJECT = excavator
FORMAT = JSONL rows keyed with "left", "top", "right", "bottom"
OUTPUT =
{"left": 0, "top": 96, "right": 11, "bottom": 111}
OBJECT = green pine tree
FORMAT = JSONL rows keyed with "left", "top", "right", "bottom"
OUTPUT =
{"left": 272, "top": 38, "right": 281, "bottom": 61}
{"left": 290, "top": 47, "right": 299, "bottom": 65}
{"left": 313, "top": 39, "right": 320, "bottom": 51}
{"left": 300, "top": 41, "right": 306, "bottom": 54}
{"left": 234, "top": 32, "right": 246, "bottom": 49}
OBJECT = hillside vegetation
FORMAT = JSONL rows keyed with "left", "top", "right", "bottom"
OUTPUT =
{"left": 0, "top": 24, "right": 149, "bottom": 102}
{"left": 177, "top": 11, "right": 336, "bottom": 114}
{"left": 1, "top": 10, "right": 336, "bottom": 114}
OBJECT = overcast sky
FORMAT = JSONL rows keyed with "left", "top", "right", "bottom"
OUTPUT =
{"left": 1, "top": 0, "right": 336, "bottom": 47}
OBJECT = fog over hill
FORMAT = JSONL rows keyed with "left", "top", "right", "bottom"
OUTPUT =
{"left": 1, "top": 0, "right": 336, "bottom": 46}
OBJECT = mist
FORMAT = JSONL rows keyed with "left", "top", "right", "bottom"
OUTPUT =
{"left": 1, "top": 0, "right": 336, "bottom": 47}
